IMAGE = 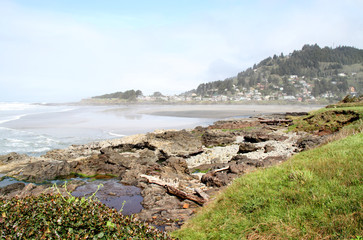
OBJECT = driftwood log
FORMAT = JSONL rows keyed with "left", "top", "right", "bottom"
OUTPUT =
{"left": 140, "top": 174, "right": 208, "bottom": 205}
{"left": 210, "top": 166, "right": 229, "bottom": 174}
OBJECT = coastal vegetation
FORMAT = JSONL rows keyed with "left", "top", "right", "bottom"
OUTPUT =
{"left": 0, "top": 186, "right": 171, "bottom": 239}
{"left": 289, "top": 96, "right": 363, "bottom": 134}
{"left": 172, "top": 103, "right": 363, "bottom": 239}
{"left": 93, "top": 89, "right": 143, "bottom": 101}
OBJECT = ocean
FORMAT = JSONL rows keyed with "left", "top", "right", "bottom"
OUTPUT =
{"left": 0, "top": 103, "right": 215, "bottom": 156}
{"left": 0, "top": 102, "right": 323, "bottom": 157}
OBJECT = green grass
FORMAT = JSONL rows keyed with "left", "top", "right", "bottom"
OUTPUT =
{"left": 172, "top": 133, "right": 363, "bottom": 240}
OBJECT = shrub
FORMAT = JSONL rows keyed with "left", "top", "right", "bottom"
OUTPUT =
{"left": 0, "top": 193, "right": 172, "bottom": 239}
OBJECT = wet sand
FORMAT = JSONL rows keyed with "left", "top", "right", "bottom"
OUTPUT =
{"left": 139, "top": 104, "right": 323, "bottom": 119}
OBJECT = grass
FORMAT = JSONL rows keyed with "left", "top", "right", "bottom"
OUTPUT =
{"left": 172, "top": 132, "right": 363, "bottom": 240}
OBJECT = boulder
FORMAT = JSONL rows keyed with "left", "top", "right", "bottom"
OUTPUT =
{"left": 295, "top": 135, "right": 323, "bottom": 151}
{"left": 10, "top": 160, "right": 73, "bottom": 182}
{"left": 264, "top": 144, "right": 276, "bottom": 153}
{"left": 202, "top": 130, "right": 236, "bottom": 147}
{"left": 244, "top": 132, "right": 288, "bottom": 143}
{"left": 201, "top": 171, "right": 230, "bottom": 187}
{"left": 146, "top": 130, "right": 203, "bottom": 157}
{"left": 208, "top": 119, "right": 260, "bottom": 130}
{"left": 0, "top": 152, "right": 29, "bottom": 164}
{"left": 238, "top": 143, "right": 259, "bottom": 153}
{"left": 229, "top": 162, "right": 246, "bottom": 174}
{"left": 162, "top": 157, "right": 190, "bottom": 175}
{"left": 0, "top": 182, "right": 25, "bottom": 195}
{"left": 243, "top": 132, "right": 271, "bottom": 143}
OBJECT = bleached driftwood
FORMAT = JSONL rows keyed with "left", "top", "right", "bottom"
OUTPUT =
{"left": 194, "top": 188, "right": 209, "bottom": 201}
{"left": 140, "top": 174, "right": 208, "bottom": 205}
{"left": 210, "top": 166, "right": 230, "bottom": 174}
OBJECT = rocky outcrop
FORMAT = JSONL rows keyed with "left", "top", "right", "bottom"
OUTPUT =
{"left": 208, "top": 119, "right": 260, "bottom": 130}
{"left": 238, "top": 142, "right": 260, "bottom": 153}
{"left": 146, "top": 130, "right": 203, "bottom": 157}
{"left": 0, "top": 182, "right": 25, "bottom": 195}
{"left": 0, "top": 180, "right": 84, "bottom": 199}
{"left": 7, "top": 159, "right": 73, "bottom": 182}
{"left": 0, "top": 152, "right": 29, "bottom": 164}
{"left": 201, "top": 130, "right": 236, "bottom": 147}
{"left": 295, "top": 135, "right": 324, "bottom": 151}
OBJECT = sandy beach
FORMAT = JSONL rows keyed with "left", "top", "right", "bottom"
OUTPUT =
{"left": 138, "top": 104, "right": 323, "bottom": 118}
{"left": 0, "top": 104, "right": 323, "bottom": 156}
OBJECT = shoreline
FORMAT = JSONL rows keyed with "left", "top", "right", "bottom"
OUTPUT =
{"left": 0, "top": 111, "right": 323, "bottom": 231}
{"left": 137, "top": 104, "right": 322, "bottom": 118}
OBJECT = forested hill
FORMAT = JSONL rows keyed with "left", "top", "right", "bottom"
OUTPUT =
{"left": 192, "top": 44, "right": 363, "bottom": 101}
{"left": 92, "top": 89, "right": 143, "bottom": 101}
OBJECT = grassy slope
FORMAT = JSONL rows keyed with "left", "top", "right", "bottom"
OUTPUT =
{"left": 173, "top": 132, "right": 363, "bottom": 239}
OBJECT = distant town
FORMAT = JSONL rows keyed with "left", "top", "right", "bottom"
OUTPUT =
{"left": 82, "top": 44, "right": 363, "bottom": 105}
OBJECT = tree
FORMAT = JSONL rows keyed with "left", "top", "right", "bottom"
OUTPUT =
{"left": 312, "top": 80, "right": 321, "bottom": 97}
{"left": 152, "top": 92, "right": 163, "bottom": 97}
{"left": 136, "top": 90, "right": 143, "bottom": 97}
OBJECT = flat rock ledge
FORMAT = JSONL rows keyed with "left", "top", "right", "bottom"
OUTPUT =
{"left": 0, "top": 114, "right": 324, "bottom": 231}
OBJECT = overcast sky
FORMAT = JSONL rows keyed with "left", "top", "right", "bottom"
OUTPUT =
{"left": 1, "top": 0, "right": 363, "bottom": 102}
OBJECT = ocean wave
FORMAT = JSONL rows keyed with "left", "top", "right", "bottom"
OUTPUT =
{"left": 108, "top": 132, "right": 126, "bottom": 137}
{"left": 0, "top": 102, "right": 37, "bottom": 111}
{"left": 0, "top": 104, "right": 77, "bottom": 125}
{"left": 0, "top": 114, "right": 27, "bottom": 124}
{"left": 0, "top": 127, "right": 62, "bottom": 156}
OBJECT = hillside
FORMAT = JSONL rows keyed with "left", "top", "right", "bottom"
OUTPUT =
{"left": 191, "top": 44, "right": 363, "bottom": 102}
{"left": 83, "top": 44, "right": 363, "bottom": 104}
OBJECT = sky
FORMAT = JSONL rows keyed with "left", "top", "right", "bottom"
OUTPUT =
{"left": 1, "top": 0, "right": 363, "bottom": 102}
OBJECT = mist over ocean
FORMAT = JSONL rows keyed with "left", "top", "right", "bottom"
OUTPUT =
{"left": 0, "top": 103, "right": 216, "bottom": 156}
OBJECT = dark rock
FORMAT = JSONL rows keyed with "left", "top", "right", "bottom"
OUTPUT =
{"left": 190, "top": 163, "right": 227, "bottom": 174}
{"left": 264, "top": 144, "right": 276, "bottom": 153}
{"left": 238, "top": 143, "right": 259, "bottom": 153}
{"left": 262, "top": 156, "right": 287, "bottom": 167}
{"left": 0, "top": 152, "right": 29, "bottom": 164}
{"left": 230, "top": 156, "right": 264, "bottom": 168}
{"left": 243, "top": 132, "right": 271, "bottom": 143}
{"left": 255, "top": 161, "right": 265, "bottom": 168}
{"left": 230, "top": 154, "right": 250, "bottom": 162}
{"left": 202, "top": 130, "right": 236, "bottom": 147}
{"left": 244, "top": 132, "right": 288, "bottom": 143}
{"left": 72, "top": 154, "right": 126, "bottom": 177}
{"left": 14, "top": 160, "right": 73, "bottom": 182}
{"left": 0, "top": 183, "right": 25, "bottom": 195}
{"left": 201, "top": 172, "right": 223, "bottom": 187}
{"left": 285, "top": 112, "right": 309, "bottom": 116}
{"left": 147, "top": 130, "right": 203, "bottom": 157}
{"left": 208, "top": 119, "right": 260, "bottom": 130}
{"left": 229, "top": 162, "right": 245, "bottom": 174}
{"left": 162, "top": 157, "right": 190, "bottom": 175}
{"left": 295, "top": 135, "right": 323, "bottom": 151}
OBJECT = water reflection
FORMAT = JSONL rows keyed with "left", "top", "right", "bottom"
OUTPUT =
{"left": 71, "top": 179, "right": 143, "bottom": 215}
